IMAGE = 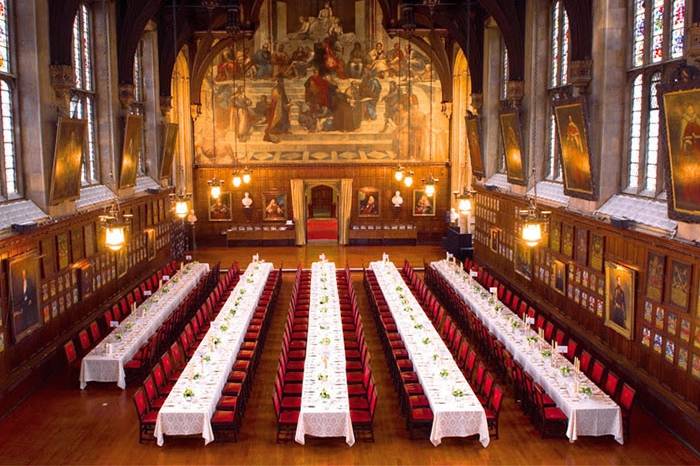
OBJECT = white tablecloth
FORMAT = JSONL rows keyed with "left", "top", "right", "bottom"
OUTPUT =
{"left": 295, "top": 261, "right": 354, "bottom": 446}
{"left": 79, "top": 262, "right": 210, "bottom": 389}
{"left": 431, "top": 260, "right": 624, "bottom": 444}
{"left": 154, "top": 261, "right": 273, "bottom": 446}
{"left": 370, "top": 260, "right": 489, "bottom": 447}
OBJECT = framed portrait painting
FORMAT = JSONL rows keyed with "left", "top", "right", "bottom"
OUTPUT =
{"left": 9, "top": 253, "right": 42, "bottom": 343}
{"left": 645, "top": 252, "right": 666, "bottom": 302}
{"left": 552, "top": 259, "right": 566, "bottom": 295}
{"left": 146, "top": 229, "right": 156, "bottom": 260}
{"left": 358, "top": 188, "right": 380, "bottom": 217}
{"left": 262, "top": 192, "right": 288, "bottom": 221}
{"left": 466, "top": 115, "right": 485, "bottom": 178}
{"left": 553, "top": 98, "right": 595, "bottom": 198}
{"left": 160, "top": 123, "right": 178, "bottom": 179}
{"left": 56, "top": 233, "right": 70, "bottom": 270}
{"left": 668, "top": 259, "right": 691, "bottom": 310}
{"left": 499, "top": 110, "right": 527, "bottom": 185}
{"left": 561, "top": 224, "right": 574, "bottom": 258}
{"left": 589, "top": 233, "right": 604, "bottom": 272}
{"left": 489, "top": 227, "right": 499, "bottom": 253}
{"left": 549, "top": 220, "right": 561, "bottom": 253}
{"left": 574, "top": 228, "right": 588, "bottom": 266}
{"left": 514, "top": 241, "right": 532, "bottom": 281}
{"left": 659, "top": 72, "right": 700, "bottom": 221}
{"left": 209, "top": 192, "right": 232, "bottom": 222}
{"left": 413, "top": 190, "right": 436, "bottom": 217}
{"left": 49, "top": 117, "right": 86, "bottom": 205}
{"left": 119, "top": 114, "right": 143, "bottom": 189}
{"left": 604, "top": 260, "right": 636, "bottom": 340}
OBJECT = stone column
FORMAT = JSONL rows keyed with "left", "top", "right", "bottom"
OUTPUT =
{"left": 585, "top": 0, "right": 626, "bottom": 210}
{"left": 16, "top": 0, "right": 61, "bottom": 214}
{"left": 92, "top": 0, "right": 123, "bottom": 195}
{"left": 481, "top": 19, "right": 502, "bottom": 179}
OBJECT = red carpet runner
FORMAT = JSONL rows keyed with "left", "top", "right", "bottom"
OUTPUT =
{"left": 306, "top": 218, "right": 338, "bottom": 241}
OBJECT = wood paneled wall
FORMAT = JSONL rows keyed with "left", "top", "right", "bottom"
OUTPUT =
{"left": 193, "top": 164, "right": 450, "bottom": 243}
{"left": 473, "top": 186, "right": 700, "bottom": 448}
{"left": 0, "top": 191, "right": 178, "bottom": 415}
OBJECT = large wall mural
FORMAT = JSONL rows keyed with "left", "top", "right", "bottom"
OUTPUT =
{"left": 194, "top": 0, "right": 448, "bottom": 165}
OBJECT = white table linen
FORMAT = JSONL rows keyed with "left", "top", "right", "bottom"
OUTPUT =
{"left": 431, "top": 259, "right": 624, "bottom": 444}
{"left": 79, "top": 262, "right": 210, "bottom": 390}
{"left": 154, "top": 261, "right": 273, "bottom": 446}
{"left": 295, "top": 261, "right": 354, "bottom": 446}
{"left": 370, "top": 260, "right": 489, "bottom": 447}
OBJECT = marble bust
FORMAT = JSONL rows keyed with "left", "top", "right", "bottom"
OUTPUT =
{"left": 242, "top": 192, "right": 253, "bottom": 209}
{"left": 391, "top": 190, "right": 403, "bottom": 208}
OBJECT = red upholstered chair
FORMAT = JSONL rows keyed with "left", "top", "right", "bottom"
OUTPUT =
{"left": 143, "top": 375, "right": 166, "bottom": 409}
{"left": 566, "top": 338, "right": 578, "bottom": 361}
{"left": 544, "top": 321, "right": 555, "bottom": 342}
{"left": 618, "top": 383, "right": 636, "bottom": 438}
{"left": 534, "top": 384, "right": 567, "bottom": 438}
{"left": 350, "top": 384, "right": 378, "bottom": 442}
{"left": 535, "top": 315, "right": 546, "bottom": 331}
{"left": 64, "top": 340, "right": 79, "bottom": 370}
{"left": 89, "top": 321, "right": 102, "bottom": 345}
{"left": 152, "top": 363, "right": 174, "bottom": 396}
{"left": 554, "top": 329, "right": 567, "bottom": 346}
{"left": 160, "top": 352, "right": 182, "bottom": 383}
{"left": 464, "top": 349, "right": 477, "bottom": 379}
{"left": 478, "top": 372, "right": 495, "bottom": 405}
{"left": 510, "top": 295, "right": 520, "bottom": 312}
{"left": 112, "top": 304, "right": 122, "bottom": 322}
{"left": 78, "top": 329, "right": 91, "bottom": 353}
{"left": 518, "top": 302, "right": 528, "bottom": 319}
{"left": 133, "top": 387, "right": 157, "bottom": 443}
{"left": 485, "top": 384, "right": 504, "bottom": 439}
{"left": 103, "top": 309, "right": 114, "bottom": 331}
{"left": 211, "top": 410, "right": 239, "bottom": 442}
{"left": 604, "top": 371, "right": 620, "bottom": 398}
{"left": 272, "top": 388, "right": 299, "bottom": 443}
{"left": 590, "top": 360, "right": 606, "bottom": 386}
{"left": 579, "top": 350, "right": 592, "bottom": 374}
{"left": 407, "top": 406, "right": 433, "bottom": 439}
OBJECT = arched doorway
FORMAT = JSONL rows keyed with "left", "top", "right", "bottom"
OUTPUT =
{"left": 304, "top": 181, "right": 339, "bottom": 243}
{"left": 309, "top": 185, "right": 336, "bottom": 219}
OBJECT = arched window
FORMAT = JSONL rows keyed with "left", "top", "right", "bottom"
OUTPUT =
{"left": 544, "top": 1, "right": 569, "bottom": 182}
{"left": 497, "top": 38, "right": 508, "bottom": 174}
{"left": 133, "top": 38, "right": 147, "bottom": 175}
{"left": 626, "top": 0, "right": 686, "bottom": 195}
{"left": 0, "top": 0, "right": 19, "bottom": 199}
{"left": 71, "top": 2, "right": 99, "bottom": 186}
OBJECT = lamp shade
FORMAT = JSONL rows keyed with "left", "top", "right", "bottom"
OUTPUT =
{"left": 105, "top": 225, "right": 126, "bottom": 252}
{"left": 425, "top": 183, "right": 436, "bottom": 197}
{"left": 403, "top": 173, "right": 414, "bottom": 187}
{"left": 394, "top": 168, "right": 404, "bottom": 182}
{"left": 232, "top": 174, "right": 242, "bottom": 188}
{"left": 174, "top": 200, "right": 189, "bottom": 219}
{"left": 458, "top": 197, "right": 472, "bottom": 213}
{"left": 242, "top": 172, "right": 251, "bottom": 184}
{"left": 210, "top": 184, "right": 222, "bottom": 200}
{"left": 522, "top": 221, "right": 542, "bottom": 247}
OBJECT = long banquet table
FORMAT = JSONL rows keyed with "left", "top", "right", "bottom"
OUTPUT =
{"left": 79, "top": 262, "right": 210, "bottom": 390}
{"left": 370, "top": 260, "right": 489, "bottom": 447}
{"left": 431, "top": 259, "right": 624, "bottom": 444}
{"left": 295, "top": 261, "right": 355, "bottom": 446}
{"left": 154, "top": 260, "right": 273, "bottom": 446}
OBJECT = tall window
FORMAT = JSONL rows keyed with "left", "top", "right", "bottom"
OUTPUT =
{"left": 497, "top": 39, "right": 508, "bottom": 174}
{"left": 0, "top": 0, "right": 19, "bottom": 199}
{"left": 71, "top": 3, "right": 99, "bottom": 186}
{"left": 133, "top": 38, "right": 147, "bottom": 175}
{"left": 626, "top": 0, "right": 686, "bottom": 194}
{"left": 545, "top": 1, "right": 569, "bottom": 181}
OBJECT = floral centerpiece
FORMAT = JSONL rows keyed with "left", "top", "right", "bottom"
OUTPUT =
{"left": 125, "top": 323, "right": 133, "bottom": 331}
{"left": 319, "top": 296, "right": 329, "bottom": 305}
{"left": 115, "top": 333, "right": 123, "bottom": 341}
{"left": 560, "top": 366, "right": 572, "bottom": 377}
{"left": 319, "top": 388, "right": 331, "bottom": 400}
{"left": 212, "top": 336, "right": 221, "bottom": 347}
{"left": 526, "top": 336, "right": 538, "bottom": 346}
{"left": 317, "top": 373, "right": 328, "bottom": 382}
{"left": 541, "top": 349, "right": 552, "bottom": 358}
{"left": 439, "top": 369, "right": 449, "bottom": 378}
{"left": 414, "top": 323, "right": 424, "bottom": 330}
{"left": 201, "top": 354, "right": 211, "bottom": 363}
{"left": 220, "top": 324, "right": 229, "bottom": 332}
{"left": 579, "top": 385, "right": 593, "bottom": 397}
{"left": 320, "top": 337, "right": 331, "bottom": 345}
{"left": 452, "top": 388, "right": 465, "bottom": 398}
{"left": 192, "top": 373, "right": 201, "bottom": 380}
{"left": 246, "top": 277, "right": 254, "bottom": 284}
{"left": 183, "top": 388, "right": 194, "bottom": 401}
{"left": 433, "top": 353, "right": 440, "bottom": 361}
{"left": 422, "top": 337, "right": 431, "bottom": 345}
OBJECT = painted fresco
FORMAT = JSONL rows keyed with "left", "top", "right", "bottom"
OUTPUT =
{"left": 194, "top": 0, "right": 448, "bottom": 165}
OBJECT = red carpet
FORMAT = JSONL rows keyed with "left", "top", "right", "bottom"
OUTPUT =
{"left": 307, "top": 218, "right": 338, "bottom": 241}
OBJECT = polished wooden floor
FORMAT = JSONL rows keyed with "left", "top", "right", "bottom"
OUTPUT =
{"left": 0, "top": 245, "right": 697, "bottom": 465}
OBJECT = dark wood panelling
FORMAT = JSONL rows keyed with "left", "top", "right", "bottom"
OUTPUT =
{"left": 193, "top": 164, "right": 450, "bottom": 243}
{"left": 0, "top": 191, "right": 177, "bottom": 415}
{"left": 472, "top": 186, "right": 700, "bottom": 450}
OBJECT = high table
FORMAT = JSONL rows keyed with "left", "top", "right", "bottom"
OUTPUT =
{"left": 79, "top": 262, "right": 210, "bottom": 390}
{"left": 431, "top": 259, "right": 624, "bottom": 444}
{"left": 154, "top": 261, "right": 272, "bottom": 446}
{"left": 370, "top": 260, "right": 489, "bottom": 447}
{"left": 295, "top": 261, "right": 354, "bottom": 446}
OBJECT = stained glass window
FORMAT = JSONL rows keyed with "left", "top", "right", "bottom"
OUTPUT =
{"left": 626, "top": 0, "right": 686, "bottom": 195}
{"left": 0, "top": 0, "right": 18, "bottom": 199}
{"left": 545, "top": 1, "right": 569, "bottom": 181}
{"left": 133, "top": 38, "right": 147, "bottom": 175}
{"left": 72, "top": 3, "right": 99, "bottom": 186}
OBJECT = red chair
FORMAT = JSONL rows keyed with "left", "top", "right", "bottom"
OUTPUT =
{"left": 534, "top": 385, "right": 567, "bottom": 438}
{"left": 89, "top": 321, "right": 101, "bottom": 344}
{"left": 566, "top": 338, "right": 578, "bottom": 361}
{"left": 485, "top": 385, "right": 504, "bottom": 439}
{"left": 272, "top": 388, "right": 299, "bottom": 443}
{"left": 604, "top": 371, "right": 620, "bottom": 398}
{"left": 143, "top": 375, "right": 166, "bottom": 409}
{"left": 133, "top": 387, "right": 157, "bottom": 443}
{"left": 544, "top": 321, "right": 555, "bottom": 341}
{"left": 590, "top": 360, "right": 606, "bottom": 386}
{"left": 64, "top": 340, "right": 79, "bottom": 370}
{"left": 78, "top": 329, "right": 91, "bottom": 353}
{"left": 579, "top": 350, "right": 592, "bottom": 374}
{"left": 103, "top": 309, "right": 114, "bottom": 330}
{"left": 350, "top": 385, "right": 378, "bottom": 442}
{"left": 554, "top": 329, "right": 566, "bottom": 346}
{"left": 112, "top": 304, "right": 122, "bottom": 322}
{"left": 211, "top": 410, "right": 239, "bottom": 442}
{"left": 618, "top": 383, "right": 636, "bottom": 438}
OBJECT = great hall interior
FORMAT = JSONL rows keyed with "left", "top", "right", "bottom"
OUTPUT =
{"left": 1, "top": 0, "right": 700, "bottom": 464}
